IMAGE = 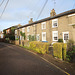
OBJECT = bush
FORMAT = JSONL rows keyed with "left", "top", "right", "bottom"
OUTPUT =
{"left": 58, "top": 39, "right": 63, "bottom": 43}
{"left": 16, "top": 38, "right": 19, "bottom": 40}
{"left": 53, "top": 43, "right": 62, "bottom": 59}
{"left": 29, "top": 41, "right": 49, "bottom": 54}
{"left": 66, "top": 40, "right": 75, "bottom": 62}
{"left": 62, "top": 43, "right": 67, "bottom": 60}
{"left": 53, "top": 43, "right": 67, "bottom": 60}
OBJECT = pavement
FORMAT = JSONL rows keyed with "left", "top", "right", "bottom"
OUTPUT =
{"left": 0, "top": 42, "right": 75, "bottom": 75}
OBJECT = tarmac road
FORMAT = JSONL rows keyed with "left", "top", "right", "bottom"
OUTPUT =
{"left": 0, "top": 42, "right": 67, "bottom": 75}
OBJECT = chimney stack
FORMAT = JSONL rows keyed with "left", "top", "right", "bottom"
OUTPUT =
{"left": 29, "top": 18, "right": 33, "bottom": 24}
{"left": 50, "top": 9, "right": 56, "bottom": 17}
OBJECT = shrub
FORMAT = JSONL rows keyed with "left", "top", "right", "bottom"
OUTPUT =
{"left": 29, "top": 41, "right": 49, "bottom": 54}
{"left": 20, "top": 31, "right": 26, "bottom": 40}
{"left": 66, "top": 40, "right": 75, "bottom": 62}
{"left": 58, "top": 39, "right": 63, "bottom": 43}
{"left": 53, "top": 43, "right": 62, "bottom": 59}
{"left": 62, "top": 43, "right": 67, "bottom": 60}
{"left": 16, "top": 38, "right": 19, "bottom": 40}
{"left": 53, "top": 43, "right": 67, "bottom": 60}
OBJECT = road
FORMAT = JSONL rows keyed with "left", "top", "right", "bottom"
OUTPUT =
{"left": 0, "top": 42, "right": 67, "bottom": 75}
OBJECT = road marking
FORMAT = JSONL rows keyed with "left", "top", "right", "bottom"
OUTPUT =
{"left": 7, "top": 45, "right": 70, "bottom": 75}
{"left": 25, "top": 48, "right": 70, "bottom": 75}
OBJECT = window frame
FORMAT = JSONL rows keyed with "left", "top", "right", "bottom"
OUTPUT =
{"left": 22, "top": 28, "right": 25, "bottom": 33}
{"left": 41, "top": 22, "right": 46, "bottom": 30}
{"left": 27, "top": 26, "right": 30, "bottom": 32}
{"left": 52, "top": 31, "right": 58, "bottom": 41}
{"left": 52, "top": 19, "right": 58, "bottom": 28}
{"left": 36, "top": 34, "right": 40, "bottom": 41}
{"left": 63, "top": 32, "right": 69, "bottom": 43}
{"left": 15, "top": 30, "right": 17, "bottom": 34}
{"left": 27, "top": 34, "right": 29, "bottom": 40}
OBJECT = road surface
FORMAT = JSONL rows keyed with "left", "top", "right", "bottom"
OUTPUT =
{"left": 0, "top": 42, "right": 67, "bottom": 75}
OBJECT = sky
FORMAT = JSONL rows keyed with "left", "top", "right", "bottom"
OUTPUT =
{"left": 0, "top": 0, "right": 75, "bottom": 31}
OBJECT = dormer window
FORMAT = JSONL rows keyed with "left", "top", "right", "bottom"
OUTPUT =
{"left": 52, "top": 19, "right": 58, "bottom": 28}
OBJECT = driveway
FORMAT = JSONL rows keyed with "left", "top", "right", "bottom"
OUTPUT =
{"left": 0, "top": 42, "right": 69, "bottom": 75}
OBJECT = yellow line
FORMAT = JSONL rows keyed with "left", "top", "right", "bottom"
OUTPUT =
{"left": 7, "top": 45, "right": 70, "bottom": 75}
{"left": 25, "top": 49, "right": 70, "bottom": 75}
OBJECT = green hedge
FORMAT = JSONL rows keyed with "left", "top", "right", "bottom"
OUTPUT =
{"left": 29, "top": 41, "right": 49, "bottom": 54}
{"left": 53, "top": 43, "right": 67, "bottom": 60}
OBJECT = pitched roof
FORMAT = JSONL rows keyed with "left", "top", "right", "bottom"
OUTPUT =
{"left": 16, "top": 9, "right": 75, "bottom": 29}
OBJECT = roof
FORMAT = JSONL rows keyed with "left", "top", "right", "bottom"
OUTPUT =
{"left": 16, "top": 9, "right": 75, "bottom": 29}
{"left": 4, "top": 24, "right": 22, "bottom": 30}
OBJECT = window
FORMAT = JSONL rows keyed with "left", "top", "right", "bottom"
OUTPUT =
{"left": 27, "top": 34, "right": 29, "bottom": 40}
{"left": 15, "top": 30, "right": 17, "bottom": 34}
{"left": 8, "top": 29, "right": 10, "bottom": 33}
{"left": 27, "top": 26, "right": 30, "bottom": 32}
{"left": 36, "top": 34, "right": 40, "bottom": 41}
{"left": 64, "top": 34, "right": 68, "bottom": 40}
{"left": 22, "top": 36, "right": 24, "bottom": 40}
{"left": 63, "top": 32, "right": 69, "bottom": 43}
{"left": 41, "top": 22, "right": 46, "bottom": 29}
{"left": 42, "top": 32, "right": 46, "bottom": 41}
{"left": 15, "top": 35, "right": 17, "bottom": 40}
{"left": 52, "top": 19, "right": 58, "bottom": 28}
{"left": 22, "top": 28, "right": 25, "bottom": 33}
{"left": 1, "top": 34, "right": 3, "bottom": 38}
{"left": 20, "top": 36, "right": 22, "bottom": 40}
{"left": 52, "top": 31, "right": 58, "bottom": 41}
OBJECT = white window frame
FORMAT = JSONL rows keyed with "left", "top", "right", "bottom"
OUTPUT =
{"left": 36, "top": 34, "right": 40, "bottom": 41}
{"left": 15, "top": 30, "right": 17, "bottom": 34}
{"left": 52, "top": 31, "right": 58, "bottom": 41}
{"left": 22, "top": 28, "right": 25, "bottom": 33}
{"left": 41, "top": 22, "right": 46, "bottom": 29}
{"left": 62, "top": 32, "right": 69, "bottom": 43}
{"left": 15, "top": 35, "right": 17, "bottom": 40}
{"left": 42, "top": 32, "right": 46, "bottom": 41}
{"left": 27, "top": 26, "right": 30, "bottom": 32}
{"left": 20, "top": 36, "right": 22, "bottom": 40}
{"left": 52, "top": 19, "right": 58, "bottom": 28}
{"left": 1, "top": 34, "right": 3, "bottom": 38}
{"left": 27, "top": 34, "right": 29, "bottom": 40}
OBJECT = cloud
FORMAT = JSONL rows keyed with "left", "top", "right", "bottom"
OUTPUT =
{"left": 0, "top": 0, "right": 74, "bottom": 31}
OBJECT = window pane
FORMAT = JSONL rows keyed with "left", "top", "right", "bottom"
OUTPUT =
{"left": 54, "top": 37, "right": 57, "bottom": 40}
{"left": 64, "top": 34, "right": 68, "bottom": 40}
{"left": 54, "top": 23, "right": 57, "bottom": 26}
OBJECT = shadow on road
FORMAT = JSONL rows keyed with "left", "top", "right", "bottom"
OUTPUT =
{"left": 0, "top": 42, "right": 7, "bottom": 49}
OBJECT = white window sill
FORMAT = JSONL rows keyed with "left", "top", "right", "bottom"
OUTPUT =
{"left": 52, "top": 26, "right": 58, "bottom": 28}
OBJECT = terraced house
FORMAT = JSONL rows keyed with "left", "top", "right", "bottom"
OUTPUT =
{"left": 15, "top": 9, "right": 75, "bottom": 45}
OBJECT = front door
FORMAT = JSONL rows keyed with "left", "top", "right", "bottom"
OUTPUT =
{"left": 63, "top": 32, "right": 69, "bottom": 43}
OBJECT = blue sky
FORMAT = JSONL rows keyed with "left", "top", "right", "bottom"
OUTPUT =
{"left": 0, "top": 0, "right": 75, "bottom": 31}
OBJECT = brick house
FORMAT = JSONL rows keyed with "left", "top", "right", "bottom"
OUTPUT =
{"left": 0, "top": 31, "right": 4, "bottom": 39}
{"left": 15, "top": 9, "right": 75, "bottom": 45}
{"left": 3, "top": 24, "right": 22, "bottom": 43}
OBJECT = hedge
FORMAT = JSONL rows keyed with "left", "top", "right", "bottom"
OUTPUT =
{"left": 53, "top": 43, "right": 67, "bottom": 60}
{"left": 62, "top": 43, "right": 67, "bottom": 60}
{"left": 29, "top": 41, "right": 49, "bottom": 54}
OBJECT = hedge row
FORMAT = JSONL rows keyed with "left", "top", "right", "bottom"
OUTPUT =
{"left": 53, "top": 43, "right": 67, "bottom": 60}
{"left": 29, "top": 41, "right": 49, "bottom": 54}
